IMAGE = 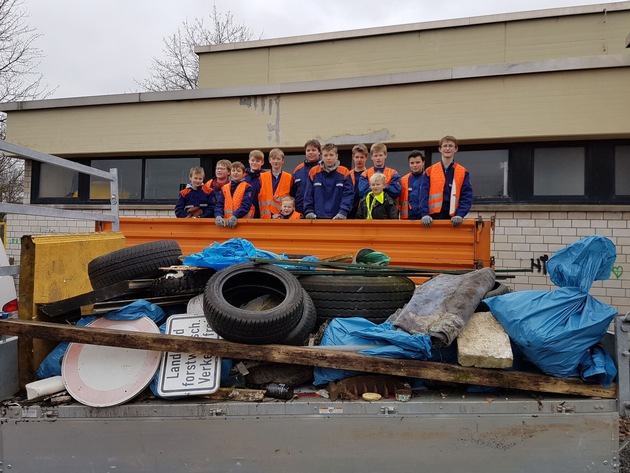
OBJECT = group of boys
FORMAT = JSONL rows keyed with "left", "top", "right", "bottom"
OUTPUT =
{"left": 174, "top": 136, "right": 472, "bottom": 228}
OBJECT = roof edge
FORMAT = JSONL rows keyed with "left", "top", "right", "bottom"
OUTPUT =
{"left": 195, "top": 2, "right": 630, "bottom": 54}
{"left": 1, "top": 53, "right": 628, "bottom": 112}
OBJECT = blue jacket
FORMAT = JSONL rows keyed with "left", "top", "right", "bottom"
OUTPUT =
{"left": 404, "top": 171, "right": 425, "bottom": 221}
{"left": 358, "top": 167, "right": 402, "bottom": 199}
{"left": 303, "top": 163, "right": 354, "bottom": 219}
{"left": 292, "top": 160, "right": 320, "bottom": 214}
{"left": 214, "top": 180, "right": 254, "bottom": 218}
{"left": 419, "top": 162, "right": 473, "bottom": 218}
{"left": 244, "top": 168, "right": 264, "bottom": 216}
{"left": 174, "top": 185, "right": 213, "bottom": 218}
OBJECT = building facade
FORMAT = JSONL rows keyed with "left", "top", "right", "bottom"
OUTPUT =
{"left": 1, "top": 3, "right": 630, "bottom": 310}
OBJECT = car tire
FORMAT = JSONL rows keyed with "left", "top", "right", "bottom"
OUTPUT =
{"left": 151, "top": 269, "right": 215, "bottom": 296}
{"left": 280, "top": 289, "right": 317, "bottom": 346}
{"left": 298, "top": 275, "right": 416, "bottom": 326}
{"left": 475, "top": 282, "right": 512, "bottom": 312}
{"left": 88, "top": 240, "right": 182, "bottom": 289}
{"left": 203, "top": 263, "right": 304, "bottom": 344}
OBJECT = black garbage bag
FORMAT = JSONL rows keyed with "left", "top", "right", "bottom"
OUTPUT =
{"left": 389, "top": 267, "right": 495, "bottom": 347}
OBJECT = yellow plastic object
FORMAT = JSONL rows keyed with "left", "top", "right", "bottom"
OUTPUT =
{"left": 362, "top": 392, "right": 382, "bottom": 401}
{"left": 18, "top": 232, "right": 126, "bottom": 386}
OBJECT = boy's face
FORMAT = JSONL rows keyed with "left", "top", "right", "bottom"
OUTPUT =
{"left": 215, "top": 164, "right": 229, "bottom": 180}
{"left": 371, "top": 151, "right": 387, "bottom": 168}
{"left": 321, "top": 149, "right": 338, "bottom": 168}
{"left": 190, "top": 173, "right": 204, "bottom": 189}
{"left": 231, "top": 167, "right": 244, "bottom": 181}
{"left": 249, "top": 156, "right": 264, "bottom": 171}
{"left": 408, "top": 156, "right": 425, "bottom": 174}
{"left": 269, "top": 154, "right": 284, "bottom": 172}
{"left": 305, "top": 145, "right": 321, "bottom": 163}
{"left": 370, "top": 180, "right": 385, "bottom": 195}
{"left": 439, "top": 141, "right": 458, "bottom": 159}
{"left": 352, "top": 152, "right": 368, "bottom": 170}
{"left": 280, "top": 201, "right": 294, "bottom": 216}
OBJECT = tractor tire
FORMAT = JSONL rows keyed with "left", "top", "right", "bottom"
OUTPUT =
{"left": 298, "top": 275, "right": 416, "bottom": 327}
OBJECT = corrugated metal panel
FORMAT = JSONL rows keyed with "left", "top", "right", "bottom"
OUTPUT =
{"left": 102, "top": 218, "right": 492, "bottom": 271}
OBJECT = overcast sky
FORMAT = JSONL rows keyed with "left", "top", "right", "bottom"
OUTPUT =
{"left": 25, "top": 0, "right": 622, "bottom": 99}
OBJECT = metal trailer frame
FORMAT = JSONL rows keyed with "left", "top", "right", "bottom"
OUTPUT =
{"left": 0, "top": 316, "right": 628, "bottom": 473}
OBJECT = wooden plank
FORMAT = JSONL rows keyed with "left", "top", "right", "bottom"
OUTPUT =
{"left": 0, "top": 319, "right": 616, "bottom": 399}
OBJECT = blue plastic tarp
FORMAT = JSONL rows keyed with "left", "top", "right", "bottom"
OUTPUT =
{"left": 183, "top": 237, "right": 317, "bottom": 270}
{"left": 313, "top": 318, "right": 434, "bottom": 386}
{"left": 485, "top": 235, "right": 618, "bottom": 385}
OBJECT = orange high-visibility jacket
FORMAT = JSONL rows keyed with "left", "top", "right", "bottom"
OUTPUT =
{"left": 426, "top": 162, "right": 466, "bottom": 216}
{"left": 258, "top": 171, "right": 293, "bottom": 219}
{"left": 222, "top": 182, "right": 254, "bottom": 218}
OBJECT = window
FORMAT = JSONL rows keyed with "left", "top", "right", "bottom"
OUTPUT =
{"left": 533, "top": 147, "right": 584, "bottom": 196}
{"left": 90, "top": 159, "right": 142, "bottom": 200}
{"left": 38, "top": 163, "right": 78, "bottom": 199}
{"left": 145, "top": 157, "right": 200, "bottom": 200}
{"left": 615, "top": 146, "right": 630, "bottom": 196}
{"left": 432, "top": 149, "right": 508, "bottom": 199}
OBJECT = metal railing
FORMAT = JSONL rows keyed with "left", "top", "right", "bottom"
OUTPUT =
{"left": 0, "top": 140, "right": 120, "bottom": 276}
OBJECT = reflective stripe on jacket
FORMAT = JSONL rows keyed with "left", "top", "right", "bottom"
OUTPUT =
{"left": 259, "top": 171, "right": 293, "bottom": 219}
{"left": 427, "top": 162, "right": 466, "bottom": 216}
{"left": 222, "top": 181, "right": 254, "bottom": 218}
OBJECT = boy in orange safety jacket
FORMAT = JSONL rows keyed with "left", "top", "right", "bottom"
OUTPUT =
{"left": 215, "top": 161, "right": 254, "bottom": 229}
{"left": 259, "top": 148, "right": 294, "bottom": 219}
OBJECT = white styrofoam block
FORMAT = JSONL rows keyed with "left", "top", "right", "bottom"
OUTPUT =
{"left": 26, "top": 375, "right": 66, "bottom": 400}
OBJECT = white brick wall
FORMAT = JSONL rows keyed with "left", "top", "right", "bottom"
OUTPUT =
{"left": 477, "top": 210, "right": 630, "bottom": 315}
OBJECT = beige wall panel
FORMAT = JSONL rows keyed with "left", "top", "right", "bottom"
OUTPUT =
{"left": 198, "top": 48, "right": 270, "bottom": 89}
{"left": 6, "top": 68, "right": 630, "bottom": 156}
{"left": 199, "top": 11, "right": 630, "bottom": 88}
{"left": 273, "top": 68, "right": 630, "bottom": 146}
{"left": 5, "top": 97, "right": 286, "bottom": 155}
{"left": 504, "top": 12, "right": 630, "bottom": 61}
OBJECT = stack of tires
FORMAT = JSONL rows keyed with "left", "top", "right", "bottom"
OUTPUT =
{"left": 203, "top": 263, "right": 316, "bottom": 345}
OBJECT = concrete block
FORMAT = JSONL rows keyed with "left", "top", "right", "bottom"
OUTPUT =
{"left": 457, "top": 312, "right": 513, "bottom": 369}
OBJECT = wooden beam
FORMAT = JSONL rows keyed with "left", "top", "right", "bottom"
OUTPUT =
{"left": 0, "top": 319, "right": 616, "bottom": 399}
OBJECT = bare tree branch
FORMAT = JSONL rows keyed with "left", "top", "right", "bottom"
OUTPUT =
{"left": 136, "top": 4, "right": 262, "bottom": 92}
{"left": 0, "top": 0, "right": 51, "bottom": 210}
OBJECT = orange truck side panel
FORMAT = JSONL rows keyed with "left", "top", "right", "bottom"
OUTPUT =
{"left": 102, "top": 218, "right": 492, "bottom": 271}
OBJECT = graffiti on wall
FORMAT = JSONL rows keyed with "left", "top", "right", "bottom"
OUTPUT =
{"left": 612, "top": 266, "right": 624, "bottom": 279}
{"left": 239, "top": 95, "right": 281, "bottom": 144}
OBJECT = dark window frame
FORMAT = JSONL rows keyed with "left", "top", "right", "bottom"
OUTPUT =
{"left": 29, "top": 140, "right": 630, "bottom": 206}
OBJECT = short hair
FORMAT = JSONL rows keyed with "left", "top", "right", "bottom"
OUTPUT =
{"left": 249, "top": 149, "right": 264, "bottom": 161}
{"left": 439, "top": 135, "right": 458, "bottom": 147}
{"left": 216, "top": 159, "right": 231, "bottom": 170}
{"left": 281, "top": 196, "right": 295, "bottom": 206}
{"left": 304, "top": 139, "right": 321, "bottom": 151}
{"left": 231, "top": 161, "right": 246, "bottom": 172}
{"left": 189, "top": 166, "right": 205, "bottom": 177}
{"left": 321, "top": 143, "right": 337, "bottom": 153}
{"left": 352, "top": 144, "right": 368, "bottom": 155}
{"left": 370, "top": 142, "right": 387, "bottom": 154}
{"left": 269, "top": 148, "right": 285, "bottom": 160}
{"left": 408, "top": 150, "right": 425, "bottom": 160}
{"left": 369, "top": 172, "right": 387, "bottom": 186}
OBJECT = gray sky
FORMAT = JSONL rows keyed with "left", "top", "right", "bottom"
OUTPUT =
{"left": 26, "top": 0, "right": 622, "bottom": 99}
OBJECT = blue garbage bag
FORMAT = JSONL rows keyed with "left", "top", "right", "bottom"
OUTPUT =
{"left": 36, "top": 300, "right": 165, "bottom": 380}
{"left": 182, "top": 237, "right": 317, "bottom": 270}
{"left": 313, "top": 318, "right": 433, "bottom": 386}
{"left": 485, "top": 235, "right": 617, "bottom": 385}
